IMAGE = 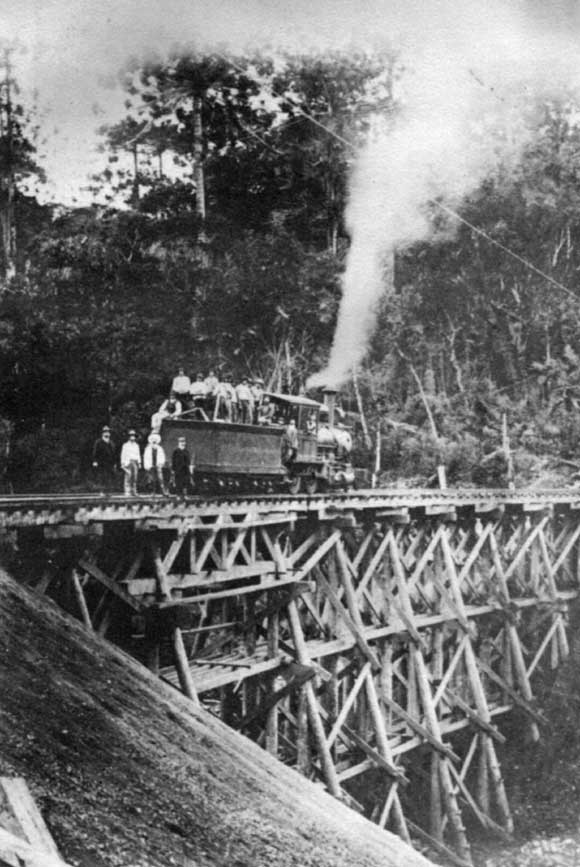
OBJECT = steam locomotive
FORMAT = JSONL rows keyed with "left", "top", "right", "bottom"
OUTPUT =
{"left": 160, "top": 389, "right": 365, "bottom": 494}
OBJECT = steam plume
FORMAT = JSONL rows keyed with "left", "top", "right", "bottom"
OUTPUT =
{"left": 309, "top": 1, "right": 580, "bottom": 388}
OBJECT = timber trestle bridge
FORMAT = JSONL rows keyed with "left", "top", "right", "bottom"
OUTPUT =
{"left": 3, "top": 486, "right": 580, "bottom": 866}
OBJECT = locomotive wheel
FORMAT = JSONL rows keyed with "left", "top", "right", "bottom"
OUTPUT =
{"left": 305, "top": 474, "right": 318, "bottom": 495}
{"left": 288, "top": 475, "right": 302, "bottom": 495}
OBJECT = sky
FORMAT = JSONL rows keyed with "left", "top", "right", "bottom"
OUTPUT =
{"left": 4, "top": 0, "right": 579, "bottom": 205}
{"left": 0, "top": 0, "right": 398, "bottom": 204}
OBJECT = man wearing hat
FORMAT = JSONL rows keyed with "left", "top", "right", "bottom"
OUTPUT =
{"left": 171, "top": 435, "right": 194, "bottom": 496}
{"left": 143, "top": 432, "right": 168, "bottom": 495}
{"left": 91, "top": 425, "right": 116, "bottom": 492}
{"left": 120, "top": 430, "right": 141, "bottom": 496}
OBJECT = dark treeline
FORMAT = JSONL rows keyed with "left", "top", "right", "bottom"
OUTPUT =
{"left": 1, "top": 45, "right": 580, "bottom": 490}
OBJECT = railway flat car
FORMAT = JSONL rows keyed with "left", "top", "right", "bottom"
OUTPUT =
{"left": 160, "top": 392, "right": 357, "bottom": 494}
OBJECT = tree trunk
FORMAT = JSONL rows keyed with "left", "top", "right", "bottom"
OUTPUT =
{"left": 131, "top": 142, "right": 140, "bottom": 206}
{"left": 193, "top": 95, "right": 206, "bottom": 220}
{"left": 192, "top": 94, "right": 208, "bottom": 265}
{"left": 0, "top": 49, "right": 16, "bottom": 280}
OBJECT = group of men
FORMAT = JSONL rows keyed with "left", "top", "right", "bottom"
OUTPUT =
{"left": 160, "top": 368, "right": 269, "bottom": 425}
{"left": 92, "top": 426, "right": 194, "bottom": 496}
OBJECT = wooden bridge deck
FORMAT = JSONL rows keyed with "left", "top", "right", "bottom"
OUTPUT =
{"left": 0, "top": 485, "right": 579, "bottom": 530}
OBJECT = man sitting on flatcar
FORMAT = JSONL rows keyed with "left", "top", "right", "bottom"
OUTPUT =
{"left": 159, "top": 392, "right": 182, "bottom": 418}
{"left": 151, "top": 392, "right": 183, "bottom": 432}
{"left": 171, "top": 367, "right": 191, "bottom": 407}
{"left": 189, "top": 373, "right": 207, "bottom": 411}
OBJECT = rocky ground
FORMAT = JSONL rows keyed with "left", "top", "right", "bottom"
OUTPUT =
{"left": 0, "top": 570, "right": 433, "bottom": 867}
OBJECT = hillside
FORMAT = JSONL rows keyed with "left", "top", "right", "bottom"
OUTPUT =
{"left": 0, "top": 571, "right": 433, "bottom": 867}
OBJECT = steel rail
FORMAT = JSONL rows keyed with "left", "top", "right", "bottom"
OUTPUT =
{"left": 0, "top": 486, "right": 578, "bottom": 512}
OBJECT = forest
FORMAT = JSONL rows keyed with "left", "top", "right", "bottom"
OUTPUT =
{"left": 1, "top": 43, "right": 580, "bottom": 491}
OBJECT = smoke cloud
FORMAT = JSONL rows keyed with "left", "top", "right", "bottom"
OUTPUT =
{"left": 308, "top": 1, "right": 580, "bottom": 388}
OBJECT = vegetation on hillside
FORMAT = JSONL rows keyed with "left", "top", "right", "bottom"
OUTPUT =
{"left": 1, "top": 45, "right": 580, "bottom": 489}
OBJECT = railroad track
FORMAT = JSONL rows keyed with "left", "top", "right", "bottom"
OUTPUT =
{"left": 0, "top": 485, "right": 578, "bottom": 514}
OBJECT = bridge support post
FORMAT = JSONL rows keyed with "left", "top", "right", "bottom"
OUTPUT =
{"left": 7, "top": 490, "right": 580, "bottom": 865}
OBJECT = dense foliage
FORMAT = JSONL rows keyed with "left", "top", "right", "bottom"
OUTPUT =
{"left": 2, "top": 46, "right": 580, "bottom": 490}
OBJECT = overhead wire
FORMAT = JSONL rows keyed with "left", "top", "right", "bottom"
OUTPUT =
{"left": 219, "top": 49, "right": 578, "bottom": 300}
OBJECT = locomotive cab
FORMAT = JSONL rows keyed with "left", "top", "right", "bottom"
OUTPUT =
{"left": 267, "top": 392, "right": 355, "bottom": 494}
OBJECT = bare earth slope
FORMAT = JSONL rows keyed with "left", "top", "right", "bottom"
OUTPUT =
{"left": 0, "top": 571, "right": 433, "bottom": 867}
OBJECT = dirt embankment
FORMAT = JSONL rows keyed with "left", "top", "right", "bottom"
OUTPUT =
{"left": 0, "top": 571, "right": 433, "bottom": 867}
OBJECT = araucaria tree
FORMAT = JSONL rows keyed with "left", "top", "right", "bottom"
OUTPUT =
{"left": 0, "top": 43, "right": 44, "bottom": 281}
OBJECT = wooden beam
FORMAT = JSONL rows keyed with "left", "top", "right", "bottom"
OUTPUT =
{"left": 443, "top": 689, "right": 505, "bottom": 744}
{"left": 0, "top": 777, "right": 62, "bottom": 859}
{"left": 315, "top": 572, "right": 380, "bottom": 671}
{"left": 405, "top": 820, "right": 472, "bottom": 867}
{"left": 78, "top": 558, "right": 142, "bottom": 611}
{"left": 172, "top": 627, "right": 200, "bottom": 706}
{"left": 380, "top": 694, "right": 460, "bottom": 763}
{"left": 44, "top": 523, "right": 103, "bottom": 538}
{"left": 0, "top": 827, "right": 73, "bottom": 867}
{"left": 124, "top": 561, "right": 277, "bottom": 596}
{"left": 286, "top": 599, "right": 342, "bottom": 798}
{"left": 71, "top": 569, "right": 92, "bottom": 630}
{"left": 476, "top": 660, "right": 548, "bottom": 727}
{"left": 156, "top": 577, "right": 310, "bottom": 607}
{"left": 325, "top": 664, "right": 370, "bottom": 749}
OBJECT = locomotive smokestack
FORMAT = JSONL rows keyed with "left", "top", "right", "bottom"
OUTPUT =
{"left": 322, "top": 387, "right": 337, "bottom": 428}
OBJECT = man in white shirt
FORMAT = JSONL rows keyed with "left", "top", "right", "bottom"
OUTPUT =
{"left": 189, "top": 373, "right": 207, "bottom": 412}
{"left": 120, "top": 430, "right": 141, "bottom": 496}
{"left": 143, "top": 432, "right": 167, "bottom": 494}
{"left": 171, "top": 367, "right": 191, "bottom": 404}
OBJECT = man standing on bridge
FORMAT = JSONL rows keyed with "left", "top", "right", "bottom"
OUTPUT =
{"left": 143, "top": 432, "right": 168, "bottom": 495}
{"left": 171, "top": 436, "right": 194, "bottom": 496}
{"left": 120, "top": 430, "right": 141, "bottom": 496}
{"left": 92, "top": 425, "right": 116, "bottom": 492}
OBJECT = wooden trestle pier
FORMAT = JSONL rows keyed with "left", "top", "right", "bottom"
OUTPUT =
{"left": 2, "top": 488, "right": 580, "bottom": 865}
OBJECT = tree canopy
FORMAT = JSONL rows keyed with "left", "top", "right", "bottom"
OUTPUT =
{"left": 2, "top": 46, "right": 580, "bottom": 490}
